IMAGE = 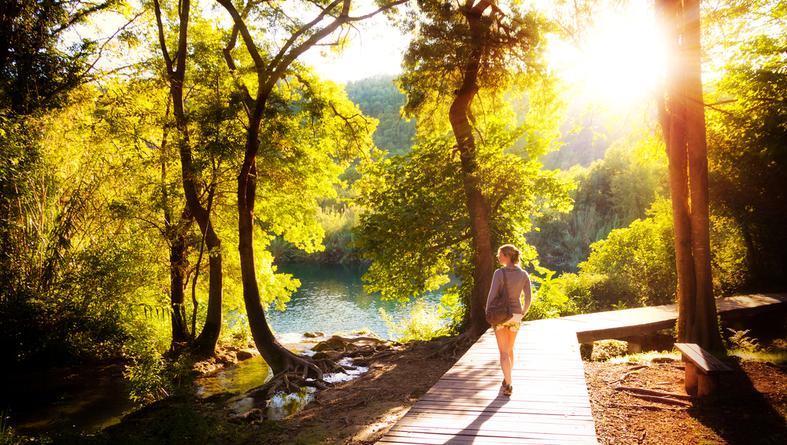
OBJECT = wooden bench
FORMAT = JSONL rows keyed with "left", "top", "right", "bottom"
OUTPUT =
{"left": 675, "top": 343, "right": 733, "bottom": 397}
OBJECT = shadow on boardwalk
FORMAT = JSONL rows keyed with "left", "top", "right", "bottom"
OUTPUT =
{"left": 443, "top": 391, "right": 510, "bottom": 445}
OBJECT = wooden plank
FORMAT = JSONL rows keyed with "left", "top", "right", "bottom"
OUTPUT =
{"left": 411, "top": 400, "right": 594, "bottom": 413}
{"left": 675, "top": 343, "right": 733, "bottom": 373}
{"left": 390, "top": 423, "right": 596, "bottom": 438}
{"left": 570, "top": 293, "right": 787, "bottom": 342}
{"left": 408, "top": 405, "right": 593, "bottom": 422}
{"left": 381, "top": 430, "right": 598, "bottom": 445}
{"left": 392, "top": 415, "right": 597, "bottom": 434}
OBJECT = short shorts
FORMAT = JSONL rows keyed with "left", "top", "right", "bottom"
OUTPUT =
{"left": 493, "top": 313, "right": 524, "bottom": 332}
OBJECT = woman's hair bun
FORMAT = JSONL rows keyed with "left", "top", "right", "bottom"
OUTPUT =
{"left": 498, "top": 244, "right": 520, "bottom": 264}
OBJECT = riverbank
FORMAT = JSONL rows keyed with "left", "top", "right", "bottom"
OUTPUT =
{"left": 29, "top": 336, "right": 463, "bottom": 445}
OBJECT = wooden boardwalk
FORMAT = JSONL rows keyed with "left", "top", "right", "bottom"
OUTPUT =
{"left": 378, "top": 293, "right": 786, "bottom": 444}
{"left": 380, "top": 323, "right": 598, "bottom": 444}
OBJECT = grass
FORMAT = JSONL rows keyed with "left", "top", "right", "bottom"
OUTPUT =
{"left": 727, "top": 348, "right": 787, "bottom": 365}
{"left": 0, "top": 412, "right": 23, "bottom": 445}
{"left": 603, "top": 346, "right": 787, "bottom": 366}
{"left": 606, "top": 350, "right": 681, "bottom": 364}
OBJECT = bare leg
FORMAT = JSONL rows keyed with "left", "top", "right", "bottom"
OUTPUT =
{"left": 507, "top": 327, "right": 519, "bottom": 373}
{"left": 494, "top": 327, "right": 513, "bottom": 385}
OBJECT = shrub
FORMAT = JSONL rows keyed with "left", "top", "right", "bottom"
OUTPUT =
{"left": 380, "top": 299, "right": 452, "bottom": 342}
{"left": 578, "top": 198, "right": 676, "bottom": 309}
{"left": 591, "top": 340, "right": 629, "bottom": 361}
{"left": 122, "top": 330, "right": 171, "bottom": 405}
{"left": 553, "top": 271, "right": 610, "bottom": 313}
{"left": 526, "top": 268, "right": 579, "bottom": 320}
{"left": 565, "top": 197, "right": 752, "bottom": 311}
{"left": 726, "top": 328, "right": 761, "bottom": 353}
{"left": 709, "top": 215, "right": 749, "bottom": 296}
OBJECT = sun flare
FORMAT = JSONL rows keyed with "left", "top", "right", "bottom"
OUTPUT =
{"left": 546, "top": 4, "right": 668, "bottom": 110}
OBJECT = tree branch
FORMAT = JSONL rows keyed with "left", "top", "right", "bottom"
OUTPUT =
{"left": 153, "top": 0, "right": 174, "bottom": 73}
{"left": 267, "top": 0, "right": 346, "bottom": 74}
{"left": 215, "top": 0, "right": 266, "bottom": 75}
{"left": 51, "top": 1, "right": 115, "bottom": 36}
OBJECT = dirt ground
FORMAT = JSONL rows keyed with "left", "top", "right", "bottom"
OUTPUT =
{"left": 584, "top": 357, "right": 787, "bottom": 445}
{"left": 258, "top": 338, "right": 462, "bottom": 444}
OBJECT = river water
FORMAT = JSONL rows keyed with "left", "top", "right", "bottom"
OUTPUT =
{"left": 269, "top": 263, "right": 443, "bottom": 340}
{"left": 8, "top": 263, "right": 444, "bottom": 434}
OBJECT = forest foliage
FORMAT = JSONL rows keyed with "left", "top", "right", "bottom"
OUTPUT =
{"left": 0, "top": 0, "right": 784, "bottom": 391}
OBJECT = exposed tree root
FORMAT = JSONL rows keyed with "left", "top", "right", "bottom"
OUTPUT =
{"left": 617, "top": 365, "right": 649, "bottom": 384}
{"left": 245, "top": 334, "right": 401, "bottom": 406}
{"left": 605, "top": 402, "right": 685, "bottom": 411}
{"left": 612, "top": 385, "right": 692, "bottom": 407}
{"left": 428, "top": 331, "right": 479, "bottom": 359}
{"left": 614, "top": 385, "right": 692, "bottom": 401}
{"left": 247, "top": 362, "right": 328, "bottom": 403}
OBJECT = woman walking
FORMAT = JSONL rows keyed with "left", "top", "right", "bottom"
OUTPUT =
{"left": 486, "top": 244, "right": 532, "bottom": 396}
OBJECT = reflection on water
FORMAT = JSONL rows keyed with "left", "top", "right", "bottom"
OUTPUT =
{"left": 269, "top": 263, "right": 443, "bottom": 339}
{"left": 195, "top": 356, "right": 271, "bottom": 398}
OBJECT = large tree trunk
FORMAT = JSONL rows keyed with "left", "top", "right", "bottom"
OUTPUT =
{"left": 237, "top": 109, "right": 318, "bottom": 375}
{"left": 448, "top": 5, "right": 496, "bottom": 336}
{"left": 660, "top": 0, "right": 696, "bottom": 340}
{"left": 657, "top": 0, "right": 723, "bottom": 351}
{"left": 683, "top": 0, "right": 723, "bottom": 350}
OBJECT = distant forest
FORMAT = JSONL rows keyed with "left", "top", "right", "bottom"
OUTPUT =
{"left": 345, "top": 75, "right": 416, "bottom": 156}
{"left": 344, "top": 75, "right": 619, "bottom": 169}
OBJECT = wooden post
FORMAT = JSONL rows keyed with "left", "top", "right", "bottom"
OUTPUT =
{"left": 624, "top": 336, "right": 643, "bottom": 354}
{"left": 684, "top": 361, "right": 698, "bottom": 396}
{"left": 698, "top": 374, "right": 716, "bottom": 397}
{"left": 580, "top": 343, "right": 594, "bottom": 360}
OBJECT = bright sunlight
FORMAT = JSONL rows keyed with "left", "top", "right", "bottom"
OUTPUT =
{"left": 545, "top": 3, "right": 668, "bottom": 110}
{"left": 306, "top": 1, "right": 668, "bottom": 114}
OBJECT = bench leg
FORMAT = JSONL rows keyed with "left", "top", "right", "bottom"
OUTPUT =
{"left": 684, "top": 362, "right": 698, "bottom": 396}
{"left": 625, "top": 336, "right": 643, "bottom": 354}
{"left": 580, "top": 343, "right": 593, "bottom": 360}
{"left": 698, "top": 374, "right": 717, "bottom": 397}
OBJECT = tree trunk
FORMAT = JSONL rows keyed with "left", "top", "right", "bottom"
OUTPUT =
{"left": 192, "top": 218, "right": 223, "bottom": 354}
{"left": 449, "top": 5, "right": 496, "bottom": 336}
{"left": 683, "top": 0, "right": 723, "bottom": 350}
{"left": 154, "top": 0, "right": 224, "bottom": 355}
{"left": 237, "top": 109, "right": 317, "bottom": 375}
{"left": 169, "top": 225, "right": 191, "bottom": 345}
{"left": 661, "top": 0, "right": 696, "bottom": 340}
{"left": 667, "top": 93, "right": 697, "bottom": 342}
{"left": 159, "top": 100, "right": 191, "bottom": 349}
{"left": 656, "top": 0, "right": 723, "bottom": 351}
